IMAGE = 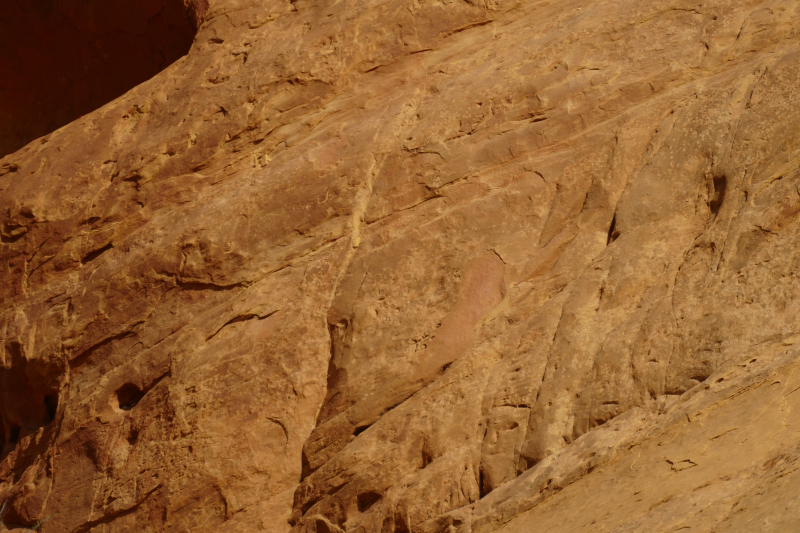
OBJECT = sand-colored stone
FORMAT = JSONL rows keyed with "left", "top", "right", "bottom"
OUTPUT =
{"left": 2, "top": 0, "right": 800, "bottom": 531}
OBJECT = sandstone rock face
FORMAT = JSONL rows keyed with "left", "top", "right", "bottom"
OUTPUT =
{"left": 1, "top": 0, "right": 800, "bottom": 531}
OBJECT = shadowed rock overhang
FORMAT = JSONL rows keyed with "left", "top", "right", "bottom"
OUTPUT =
{"left": 0, "top": 0, "right": 205, "bottom": 158}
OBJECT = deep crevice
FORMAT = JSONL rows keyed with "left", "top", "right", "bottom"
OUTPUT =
{"left": 353, "top": 424, "right": 371, "bottom": 437}
{"left": 709, "top": 175, "right": 727, "bottom": 216}
{"left": 175, "top": 280, "right": 247, "bottom": 292}
{"left": 607, "top": 213, "right": 620, "bottom": 245}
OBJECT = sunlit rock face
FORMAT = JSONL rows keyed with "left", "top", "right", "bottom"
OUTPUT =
{"left": 2, "top": 0, "right": 800, "bottom": 532}
{"left": 0, "top": 0, "right": 203, "bottom": 157}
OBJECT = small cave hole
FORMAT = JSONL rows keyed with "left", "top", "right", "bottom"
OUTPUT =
{"left": 81, "top": 243, "right": 114, "bottom": 265}
{"left": 300, "top": 450, "right": 313, "bottom": 481}
{"left": 116, "top": 383, "right": 144, "bottom": 411}
{"left": 44, "top": 394, "right": 58, "bottom": 423}
{"left": 127, "top": 428, "right": 140, "bottom": 445}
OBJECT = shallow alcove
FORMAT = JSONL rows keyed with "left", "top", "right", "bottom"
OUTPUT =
{"left": 0, "top": 0, "right": 205, "bottom": 158}
{"left": 709, "top": 174, "right": 727, "bottom": 216}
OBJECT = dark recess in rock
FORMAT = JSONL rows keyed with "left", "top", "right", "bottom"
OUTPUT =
{"left": 116, "top": 383, "right": 145, "bottom": 411}
{"left": 0, "top": 0, "right": 201, "bottom": 158}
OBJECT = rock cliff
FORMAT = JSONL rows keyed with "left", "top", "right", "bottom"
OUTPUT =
{"left": 2, "top": 0, "right": 800, "bottom": 531}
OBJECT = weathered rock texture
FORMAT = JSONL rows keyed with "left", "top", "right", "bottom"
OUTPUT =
{"left": 2, "top": 0, "right": 800, "bottom": 531}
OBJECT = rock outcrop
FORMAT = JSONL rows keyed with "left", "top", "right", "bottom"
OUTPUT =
{"left": 1, "top": 0, "right": 800, "bottom": 531}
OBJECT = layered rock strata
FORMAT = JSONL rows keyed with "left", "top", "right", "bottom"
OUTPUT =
{"left": 1, "top": 0, "right": 800, "bottom": 531}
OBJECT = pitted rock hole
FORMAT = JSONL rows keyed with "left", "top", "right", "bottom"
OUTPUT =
{"left": 0, "top": 0, "right": 205, "bottom": 158}
{"left": 116, "top": 383, "right": 145, "bottom": 411}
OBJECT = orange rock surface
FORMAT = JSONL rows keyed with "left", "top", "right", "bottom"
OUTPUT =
{"left": 2, "top": 0, "right": 800, "bottom": 531}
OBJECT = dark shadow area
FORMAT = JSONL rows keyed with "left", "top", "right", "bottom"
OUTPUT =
{"left": 0, "top": 341, "right": 61, "bottom": 461}
{"left": 116, "top": 383, "right": 144, "bottom": 411}
{"left": 709, "top": 174, "right": 727, "bottom": 217}
{"left": 0, "top": 0, "right": 202, "bottom": 158}
{"left": 356, "top": 491, "right": 382, "bottom": 513}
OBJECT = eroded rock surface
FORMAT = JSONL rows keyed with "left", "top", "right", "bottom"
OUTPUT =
{"left": 1, "top": 0, "right": 800, "bottom": 531}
